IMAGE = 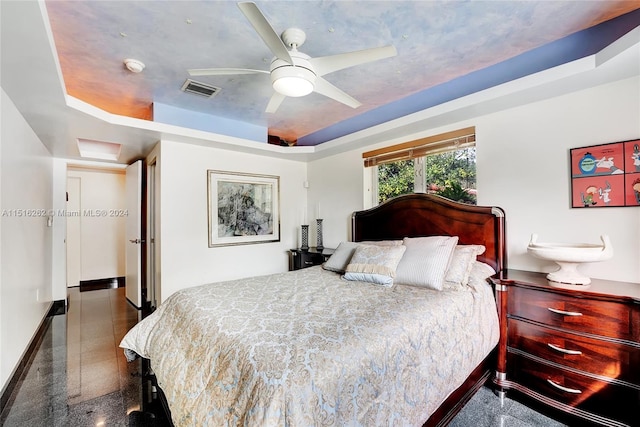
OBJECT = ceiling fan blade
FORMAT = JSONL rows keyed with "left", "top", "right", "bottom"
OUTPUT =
{"left": 188, "top": 68, "right": 269, "bottom": 76}
{"left": 310, "top": 45, "right": 397, "bottom": 76}
{"left": 238, "top": 2, "right": 293, "bottom": 65}
{"left": 313, "top": 77, "right": 361, "bottom": 109}
{"left": 265, "top": 92, "right": 286, "bottom": 113}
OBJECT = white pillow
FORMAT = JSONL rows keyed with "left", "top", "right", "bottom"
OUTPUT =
{"left": 322, "top": 242, "right": 360, "bottom": 273}
{"left": 343, "top": 244, "right": 406, "bottom": 287}
{"left": 443, "top": 245, "right": 486, "bottom": 290}
{"left": 466, "top": 261, "right": 497, "bottom": 292}
{"left": 394, "top": 236, "right": 459, "bottom": 290}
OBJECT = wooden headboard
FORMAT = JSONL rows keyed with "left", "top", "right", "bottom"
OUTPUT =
{"left": 352, "top": 193, "right": 507, "bottom": 272}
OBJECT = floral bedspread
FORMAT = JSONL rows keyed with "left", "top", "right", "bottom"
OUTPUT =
{"left": 120, "top": 266, "right": 499, "bottom": 426}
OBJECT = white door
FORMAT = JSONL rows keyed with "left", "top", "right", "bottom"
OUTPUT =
{"left": 125, "top": 160, "right": 143, "bottom": 308}
{"left": 66, "top": 177, "right": 82, "bottom": 287}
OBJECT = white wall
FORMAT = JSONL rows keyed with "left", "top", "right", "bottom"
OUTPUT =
{"left": 1, "top": 89, "right": 53, "bottom": 391}
{"left": 308, "top": 76, "right": 640, "bottom": 283}
{"left": 479, "top": 76, "right": 640, "bottom": 282}
{"left": 157, "top": 140, "right": 307, "bottom": 301}
{"left": 307, "top": 150, "right": 366, "bottom": 245}
{"left": 66, "top": 168, "right": 126, "bottom": 281}
{"left": 51, "top": 159, "right": 67, "bottom": 300}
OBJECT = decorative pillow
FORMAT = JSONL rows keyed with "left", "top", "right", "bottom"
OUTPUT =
{"left": 323, "top": 240, "right": 404, "bottom": 273}
{"left": 343, "top": 244, "right": 406, "bottom": 287}
{"left": 322, "top": 241, "right": 361, "bottom": 273}
{"left": 360, "top": 240, "right": 403, "bottom": 246}
{"left": 394, "top": 236, "right": 459, "bottom": 290}
{"left": 443, "top": 245, "right": 486, "bottom": 290}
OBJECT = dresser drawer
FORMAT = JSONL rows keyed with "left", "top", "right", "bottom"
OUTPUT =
{"left": 508, "top": 287, "right": 638, "bottom": 341}
{"left": 298, "top": 252, "right": 323, "bottom": 268}
{"left": 508, "top": 319, "right": 640, "bottom": 385}
{"left": 507, "top": 352, "right": 639, "bottom": 426}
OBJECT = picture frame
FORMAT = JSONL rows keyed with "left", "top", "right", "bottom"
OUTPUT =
{"left": 207, "top": 170, "right": 280, "bottom": 247}
{"left": 570, "top": 139, "right": 640, "bottom": 208}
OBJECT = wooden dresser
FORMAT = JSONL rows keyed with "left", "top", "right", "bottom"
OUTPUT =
{"left": 491, "top": 270, "right": 640, "bottom": 427}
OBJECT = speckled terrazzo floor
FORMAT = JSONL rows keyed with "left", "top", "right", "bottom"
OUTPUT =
{"left": 1, "top": 286, "right": 568, "bottom": 427}
{"left": 450, "top": 386, "right": 567, "bottom": 427}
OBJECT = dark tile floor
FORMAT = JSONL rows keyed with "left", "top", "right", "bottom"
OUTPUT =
{"left": 0, "top": 286, "right": 567, "bottom": 427}
{"left": 0, "top": 287, "right": 142, "bottom": 427}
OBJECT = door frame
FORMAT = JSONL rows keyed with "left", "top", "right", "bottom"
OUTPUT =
{"left": 66, "top": 176, "right": 82, "bottom": 288}
{"left": 125, "top": 160, "right": 147, "bottom": 310}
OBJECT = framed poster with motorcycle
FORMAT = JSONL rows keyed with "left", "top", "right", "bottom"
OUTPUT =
{"left": 570, "top": 139, "right": 640, "bottom": 208}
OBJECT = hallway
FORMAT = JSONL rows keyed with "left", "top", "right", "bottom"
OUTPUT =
{"left": 0, "top": 287, "right": 141, "bottom": 426}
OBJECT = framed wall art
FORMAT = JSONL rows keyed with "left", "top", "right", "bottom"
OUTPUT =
{"left": 570, "top": 139, "right": 640, "bottom": 208}
{"left": 208, "top": 170, "right": 280, "bottom": 247}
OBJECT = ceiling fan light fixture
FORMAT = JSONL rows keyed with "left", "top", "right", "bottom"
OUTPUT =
{"left": 271, "top": 66, "right": 316, "bottom": 97}
{"left": 273, "top": 76, "right": 313, "bottom": 97}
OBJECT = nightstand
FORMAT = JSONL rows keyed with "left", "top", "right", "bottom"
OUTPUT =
{"left": 491, "top": 270, "right": 640, "bottom": 427}
{"left": 288, "top": 247, "right": 334, "bottom": 271}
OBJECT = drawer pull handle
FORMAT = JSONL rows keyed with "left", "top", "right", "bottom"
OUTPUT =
{"left": 546, "top": 379, "right": 582, "bottom": 394}
{"left": 547, "top": 343, "right": 582, "bottom": 355}
{"left": 547, "top": 307, "right": 583, "bottom": 316}
{"left": 304, "top": 261, "right": 314, "bottom": 265}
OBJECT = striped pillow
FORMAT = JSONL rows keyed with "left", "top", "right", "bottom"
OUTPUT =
{"left": 394, "top": 236, "right": 459, "bottom": 290}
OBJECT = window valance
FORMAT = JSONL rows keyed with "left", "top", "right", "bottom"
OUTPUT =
{"left": 362, "top": 127, "right": 476, "bottom": 167}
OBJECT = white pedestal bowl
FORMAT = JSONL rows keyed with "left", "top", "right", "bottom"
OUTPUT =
{"left": 526, "top": 234, "right": 613, "bottom": 289}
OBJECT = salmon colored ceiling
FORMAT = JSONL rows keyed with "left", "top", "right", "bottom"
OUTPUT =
{"left": 45, "top": 1, "right": 640, "bottom": 144}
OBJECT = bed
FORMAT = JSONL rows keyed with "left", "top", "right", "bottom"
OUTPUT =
{"left": 121, "top": 193, "right": 506, "bottom": 426}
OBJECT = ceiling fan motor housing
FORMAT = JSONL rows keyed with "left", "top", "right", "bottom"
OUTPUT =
{"left": 270, "top": 50, "right": 317, "bottom": 97}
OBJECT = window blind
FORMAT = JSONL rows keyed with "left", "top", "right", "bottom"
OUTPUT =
{"left": 362, "top": 126, "right": 476, "bottom": 167}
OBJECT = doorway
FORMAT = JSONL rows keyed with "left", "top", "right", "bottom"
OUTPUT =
{"left": 65, "top": 166, "right": 127, "bottom": 290}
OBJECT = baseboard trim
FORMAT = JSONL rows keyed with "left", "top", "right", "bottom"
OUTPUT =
{"left": 80, "top": 276, "right": 125, "bottom": 292}
{"left": 0, "top": 300, "right": 58, "bottom": 414}
{"left": 48, "top": 299, "right": 67, "bottom": 316}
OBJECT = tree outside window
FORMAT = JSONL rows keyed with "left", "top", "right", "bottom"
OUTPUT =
{"left": 377, "top": 147, "right": 476, "bottom": 204}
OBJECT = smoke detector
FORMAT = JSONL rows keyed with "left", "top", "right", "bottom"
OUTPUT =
{"left": 124, "top": 58, "right": 145, "bottom": 73}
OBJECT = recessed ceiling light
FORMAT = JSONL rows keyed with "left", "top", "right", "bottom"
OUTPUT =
{"left": 77, "top": 138, "right": 122, "bottom": 161}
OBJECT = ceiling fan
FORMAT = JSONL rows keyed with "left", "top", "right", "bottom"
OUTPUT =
{"left": 188, "top": 2, "right": 397, "bottom": 113}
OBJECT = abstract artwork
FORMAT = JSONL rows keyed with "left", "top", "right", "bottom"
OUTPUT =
{"left": 208, "top": 170, "right": 280, "bottom": 247}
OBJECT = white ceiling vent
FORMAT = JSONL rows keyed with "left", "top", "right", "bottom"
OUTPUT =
{"left": 181, "top": 79, "right": 220, "bottom": 98}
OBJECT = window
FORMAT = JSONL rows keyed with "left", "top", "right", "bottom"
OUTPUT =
{"left": 377, "top": 159, "right": 415, "bottom": 203}
{"left": 363, "top": 127, "right": 477, "bottom": 205}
